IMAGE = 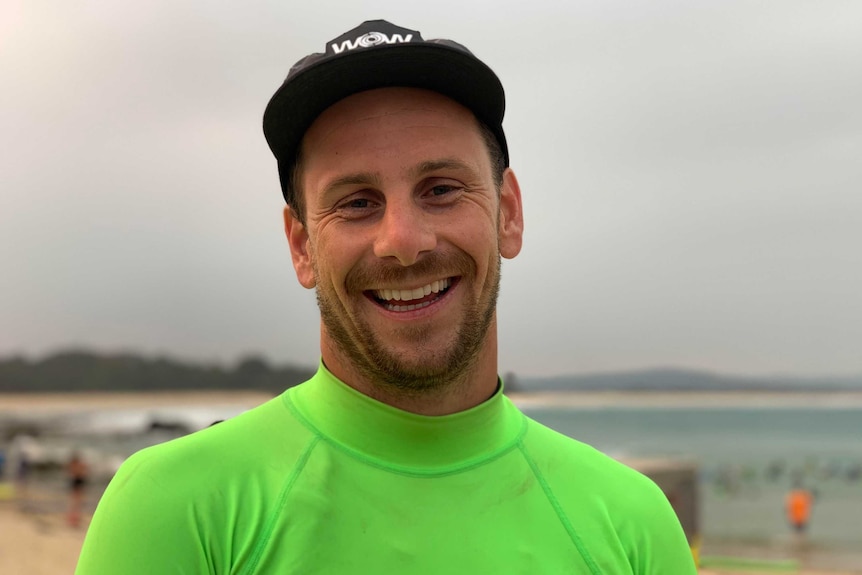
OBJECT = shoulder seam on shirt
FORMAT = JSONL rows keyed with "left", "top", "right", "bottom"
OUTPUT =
{"left": 239, "top": 435, "right": 321, "bottom": 575}
{"left": 518, "top": 441, "right": 602, "bottom": 575}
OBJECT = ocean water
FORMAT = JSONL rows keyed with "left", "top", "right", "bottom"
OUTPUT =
{"left": 520, "top": 404, "right": 862, "bottom": 549}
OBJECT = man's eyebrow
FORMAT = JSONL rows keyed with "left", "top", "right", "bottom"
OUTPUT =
{"left": 412, "top": 158, "right": 477, "bottom": 178}
{"left": 321, "top": 160, "right": 476, "bottom": 196}
{"left": 322, "top": 172, "right": 383, "bottom": 195}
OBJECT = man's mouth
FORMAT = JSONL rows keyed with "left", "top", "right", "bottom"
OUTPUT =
{"left": 367, "top": 277, "right": 455, "bottom": 312}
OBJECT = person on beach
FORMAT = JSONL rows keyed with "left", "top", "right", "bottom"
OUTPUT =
{"left": 786, "top": 483, "right": 814, "bottom": 542}
{"left": 76, "top": 20, "right": 696, "bottom": 574}
{"left": 14, "top": 449, "right": 30, "bottom": 502}
{"left": 66, "top": 452, "right": 89, "bottom": 528}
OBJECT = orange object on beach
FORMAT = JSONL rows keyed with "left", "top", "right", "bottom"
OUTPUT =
{"left": 786, "top": 488, "right": 812, "bottom": 530}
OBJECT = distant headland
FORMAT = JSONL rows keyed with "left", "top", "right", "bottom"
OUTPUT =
{"left": 2, "top": 350, "right": 860, "bottom": 394}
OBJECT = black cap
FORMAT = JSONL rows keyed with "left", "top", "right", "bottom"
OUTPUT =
{"left": 263, "top": 20, "right": 508, "bottom": 206}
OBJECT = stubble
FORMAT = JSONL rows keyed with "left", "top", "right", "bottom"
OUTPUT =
{"left": 315, "top": 249, "right": 501, "bottom": 394}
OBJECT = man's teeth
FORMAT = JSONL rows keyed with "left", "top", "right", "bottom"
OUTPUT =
{"left": 375, "top": 278, "right": 451, "bottom": 303}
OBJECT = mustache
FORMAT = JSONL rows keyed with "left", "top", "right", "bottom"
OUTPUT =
{"left": 345, "top": 250, "right": 475, "bottom": 292}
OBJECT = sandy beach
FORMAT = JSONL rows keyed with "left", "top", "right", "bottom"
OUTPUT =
{"left": 0, "top": 485, "right": 92, "bottom": 575}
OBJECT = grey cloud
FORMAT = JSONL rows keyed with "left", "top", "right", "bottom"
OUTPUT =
{"left": 3, "top": 1, "right": 861, "bottom": 378}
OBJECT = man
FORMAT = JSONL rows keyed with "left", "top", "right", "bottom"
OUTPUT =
{"left": 76, "top": 20, "right": 696, "bottom": 574}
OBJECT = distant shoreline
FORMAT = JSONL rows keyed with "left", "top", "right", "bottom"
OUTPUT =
{"left": 0, "top": 390, "right": 275, "bottom": 414}
{"left": 507, "top": 390, "right": 862, "bottom": 409}
{"left": 3, "top": 389, "right": 862, "bottom": 414}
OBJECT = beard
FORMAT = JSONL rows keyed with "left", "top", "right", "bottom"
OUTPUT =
{"left": 315, "top": 249, "right": 501, "bottom": 394}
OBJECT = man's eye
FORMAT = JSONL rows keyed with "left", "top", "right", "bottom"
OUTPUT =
{"left": 340, "top": 197, "right": 371, "bottom": 209}
{"left": 335, "top": 196, "right": 378, "bottom": 218}
{"left": 430, "top": 185, "right": 459, "bottom": 196}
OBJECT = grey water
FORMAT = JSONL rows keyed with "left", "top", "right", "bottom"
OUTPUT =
{"left": 521, "top": 405, "right": 862, "bottom": 549}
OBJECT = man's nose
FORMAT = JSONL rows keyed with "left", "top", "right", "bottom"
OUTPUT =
{"left": 373, "top": 200, "right": 437, "bottom": 266}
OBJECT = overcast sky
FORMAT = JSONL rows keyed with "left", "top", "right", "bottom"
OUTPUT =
{"left": 2, "top": 1, "right": 860, "bottom": 378}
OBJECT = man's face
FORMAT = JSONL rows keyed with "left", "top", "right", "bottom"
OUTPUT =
{"left": 284, "top": 87, "right": 523, "bottom": 391}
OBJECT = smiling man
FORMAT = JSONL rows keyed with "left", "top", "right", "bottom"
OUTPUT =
{"left": 76, "top": 20, "right": 696, "bottom": 574}
{"left": 286, "top": 86, "right": 522, "bottom": 416}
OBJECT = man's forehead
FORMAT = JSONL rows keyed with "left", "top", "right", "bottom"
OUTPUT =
{"left": 296, "top": 88, "right": 484, "bottom": 170}
{"left": 304, "top": 87, "right": 478, "bottom": 141}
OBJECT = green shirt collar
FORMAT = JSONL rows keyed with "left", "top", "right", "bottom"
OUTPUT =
{"left": 285, "top": 362, "right": 525, "bottom": 473}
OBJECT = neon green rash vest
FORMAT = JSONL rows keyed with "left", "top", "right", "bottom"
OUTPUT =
{"left": 76, "top": 364, "right": 696, "bottom": 574}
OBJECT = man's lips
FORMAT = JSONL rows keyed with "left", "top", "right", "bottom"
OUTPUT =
{"left": 365, "top": 277, "right": 456, "bottom": 312}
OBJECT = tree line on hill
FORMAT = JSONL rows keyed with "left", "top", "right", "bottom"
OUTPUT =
{"left": 3, "top": 352, "right": 860, "bottom": 394}
{"left": 0, "top": 350, "right": 315, "bottom": 394}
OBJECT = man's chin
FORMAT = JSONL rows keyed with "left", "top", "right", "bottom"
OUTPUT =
{"left": 362, "top": 351, "right": 461, "bottom": 392}
{"left": 380, "top": 358, "right": 448, "bottom": 380}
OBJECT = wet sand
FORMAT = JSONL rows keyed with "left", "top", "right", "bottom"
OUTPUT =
{"left": 0, "top": 486, "right": 93, "bottom": 575}
{"left": 698, "top": 541, "right": 862, "bottom": 574}
{"left": 700, "top": 571, "right": 854, "bottom": 575}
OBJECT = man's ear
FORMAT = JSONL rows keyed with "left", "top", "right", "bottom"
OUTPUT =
{"left": 283, "top": 207, "right": 316, "bottom": 289}
{"left": 498, "top": 168, "right": 524, "bottom": 259}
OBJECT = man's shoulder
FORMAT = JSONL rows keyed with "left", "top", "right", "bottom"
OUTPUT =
{"left": 78, "top": 388, "right": 323, "bottom": 573}
{"left": 116, "top": 390, "right": 315, "bottom": 492}
{"left": 520, "top": 416, "right": 665, "bottom": 505}
{"left": 518, "top": 415, "right": 693, "bottom": 565}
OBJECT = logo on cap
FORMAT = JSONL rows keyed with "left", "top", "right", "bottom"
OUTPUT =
{"left": 330, "top": 31, "right": 414, "bottom": 54}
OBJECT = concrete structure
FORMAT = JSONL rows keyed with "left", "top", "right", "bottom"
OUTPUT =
{"left": 624, "top": 458, "right": 700, "bottom": 547}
